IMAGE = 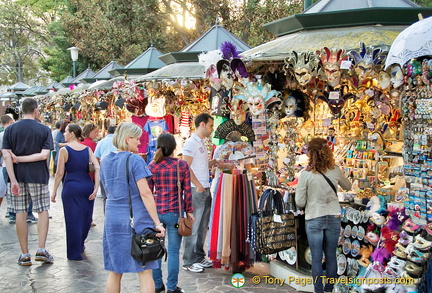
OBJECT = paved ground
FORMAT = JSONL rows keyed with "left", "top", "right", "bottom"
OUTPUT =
{"left": 0, "top": 179, "right": 301, "bottom": 293}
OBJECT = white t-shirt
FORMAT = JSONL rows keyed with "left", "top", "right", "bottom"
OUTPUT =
{"left": 183, "top": 133, "right": 210, "bottom": 188}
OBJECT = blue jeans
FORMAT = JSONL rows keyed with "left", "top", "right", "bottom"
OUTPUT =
{"left": 182, "top": 187, "right": 211, "bottom": 266}
{"left": 306, "top": 215, "right": 340, "bottom": 293}
{"left": 153, "top": 212, "right": 183, "bottom": 291}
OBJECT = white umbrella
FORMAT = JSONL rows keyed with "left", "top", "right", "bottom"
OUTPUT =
{"left": 385, "top": 15, "right": 432, "bottom": 69}
{"left": 88, "top": 76, "right": 125, "bottom": 90}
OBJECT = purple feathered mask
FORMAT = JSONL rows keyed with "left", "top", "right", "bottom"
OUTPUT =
{"left": 386, "top": 207, "right": 408, "bottom": 232}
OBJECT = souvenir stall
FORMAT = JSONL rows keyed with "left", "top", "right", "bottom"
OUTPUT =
{"left": 191, "top": 30, "right": 431, "bottom": 291}
{"left": 223, "top": 17, "right": 432, "bottom": 293}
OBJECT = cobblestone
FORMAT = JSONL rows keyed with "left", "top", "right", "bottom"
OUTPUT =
{"left": 0, "top": 179, "right": 299, "bottom": 292}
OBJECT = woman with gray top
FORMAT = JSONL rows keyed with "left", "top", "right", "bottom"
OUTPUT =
{"left": 295, "top": 137, "right": 351, "bottom": 293}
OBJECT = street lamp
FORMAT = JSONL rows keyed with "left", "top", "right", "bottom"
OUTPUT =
{"left": 67, "top": 47, "right": 80, "bottom": 78}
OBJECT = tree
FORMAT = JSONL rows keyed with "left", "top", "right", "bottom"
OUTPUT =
{"left": 0, "top": 0, "right": 51, "bottom": 85}
{"left": 223, "top": 0, "right": 303, "bottom": 47}
{"left": 60, "top": 0, "right": 169, "bottom": 70}
{"left": 412, "top": 0, "right": 432, "bottom": 7}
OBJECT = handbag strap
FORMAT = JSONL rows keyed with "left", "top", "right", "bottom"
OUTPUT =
{"left": 177, "top": 160, "right": 182, "bottom": 218}
{"left": 318, "top": 171, "right": 338, "bottom": 197}
{"left": 259, "top": 189, "right": 284, "bottom": 214}
{"left": 126, "top": 153, "right": 134, "bottom": 228}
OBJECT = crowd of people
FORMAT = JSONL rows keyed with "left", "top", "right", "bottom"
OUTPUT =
{"left": 0, "top": 98, "right": 353, "bottom": 293}
{"left": 0, "top": 99, "right": 221, "bottom": 293}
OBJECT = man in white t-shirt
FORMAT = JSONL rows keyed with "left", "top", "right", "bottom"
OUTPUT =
{"left": 182, "top": 113, "right": 219, "bottom": 273}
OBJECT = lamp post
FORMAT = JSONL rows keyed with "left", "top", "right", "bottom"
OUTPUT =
{"left": 67, "top": 47, "right": 80, "bottom": 78}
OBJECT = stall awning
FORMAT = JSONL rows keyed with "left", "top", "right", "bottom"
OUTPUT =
{"left": 136, "top": 62, "right": 205, "bottom": 81}
{"left": 241, "top": 25, "right": 406, "bottom": 61}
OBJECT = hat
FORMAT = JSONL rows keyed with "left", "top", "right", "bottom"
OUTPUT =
{"left": 95, "top": 101, "right": 109, "bottom": 110}
{"left": 115, "top": 98, "right": 125, "bottom": 108}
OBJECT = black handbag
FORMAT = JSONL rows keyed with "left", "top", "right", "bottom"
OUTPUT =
{"left": 249, "top": 189, "right": 296, "bottom": 255}
{"left": 126, "top": 154, "right": 166, "bottom": 267}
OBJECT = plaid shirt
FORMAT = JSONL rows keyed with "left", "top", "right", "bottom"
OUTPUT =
{"left": 148, "top": 157, "right": 193, "bottom": 214}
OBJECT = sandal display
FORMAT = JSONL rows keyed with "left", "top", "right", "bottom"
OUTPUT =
{"left": 357, "top": 226, "right": 365, "bottom": 241}
{"left": 337, "top": 254, "right": 347, "bottom": 275}
{"left": 351, "top": 226, "right": 358, "bottom": 239}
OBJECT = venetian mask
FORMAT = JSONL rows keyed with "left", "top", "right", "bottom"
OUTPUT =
{"left": 349, "top": 42, "right": 385, "bottom": 84}
{"left": 324, "top": 63, "right": 342, "bottom": 87}
{"left": 206, "top": 64, "right": 221, "bottom": 91}
{"left": 284, "top": 51, "right": 318, "bottom": 87}
{"left": 217, "top": 60, "right": 234, "bottom": 90}
{"left": 145, "top": 95, "right": 166, "bottom": 117}
{"left": 247, "top": 95, "right": 265, "bottom": 116}
{"left": 377, "top": 71, "right": 391, "bottom": 90}
{"left": 294, "top": 67, "right": 312, "bottom": 86}
{"left": 229, "top": 99, "right": 247, "bottom": 125}
{"left": 231, "top": 109, "right": 246, "bottom": 126}
{"left": 283, "top": 96, "right": 297, "bottom": 117}
{"left": 389, "top": 64, "right": 404, "bottom": 88}
{"left": 199, "top": 49, "right": 223, "bottom": 91}
{"left": 233, "top": 80, "right": 279, "bottom": 117}
{"left": 317, "top": 47, "right": 346, "bottom": 87}
{"left": 354, "top": 62, "right": 374, "bottom": 82}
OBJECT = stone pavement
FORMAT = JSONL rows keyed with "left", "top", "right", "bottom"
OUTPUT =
{"left": 0, "top": 178, "right": 301, "bottom": 293}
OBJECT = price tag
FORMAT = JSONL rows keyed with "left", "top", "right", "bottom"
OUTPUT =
{"left": 329, "top": 91, "right": 340, "bottom": 100}
{"left": 340, "top": 60, "right": 352, "bottom": 70}
{"left": 273, "top": 214, "right": 282, "bottom": 223}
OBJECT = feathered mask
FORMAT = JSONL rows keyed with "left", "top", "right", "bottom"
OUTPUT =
{"left": 217, "top": 42, "right": 249, "bottom": 82}
{"left": 233, "top": 80, "right": 279, "bottom": 116}
{"left": 199, "top": 50, "right": 223, "bottom": 90}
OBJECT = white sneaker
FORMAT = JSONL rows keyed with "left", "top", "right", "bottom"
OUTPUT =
{"left": 196, "top": 259, "right": 213, "bottom": 268}
{"left": 182, "top": 263, "right": 204, "bottom": 273}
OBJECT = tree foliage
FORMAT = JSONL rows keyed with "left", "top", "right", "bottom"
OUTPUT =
{"left": 1, "top": 0, "right": 431, "bottom": 85}
{"left": 0, "top": 0, "right": 51, "bottom": 85}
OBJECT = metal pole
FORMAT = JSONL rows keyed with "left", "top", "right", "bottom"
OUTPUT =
{"left": 73, "top": 61, "right": 77, "bottom": 78}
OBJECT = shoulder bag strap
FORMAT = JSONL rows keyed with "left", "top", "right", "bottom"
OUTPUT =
{"left": 318, "top": 171, "right": 338, "bottom": 197}
{"left": 177, "top": 160, "right": 182, "bottom": 217}
{"left": 126, "top": 153, "right": 134, "bottom": 227}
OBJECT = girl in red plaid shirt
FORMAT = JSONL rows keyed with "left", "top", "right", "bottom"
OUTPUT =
{"left": 148, "top": 133, "right": 194, "bottom": 293}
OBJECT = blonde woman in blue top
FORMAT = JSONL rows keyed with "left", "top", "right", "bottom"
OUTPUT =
{"left": 100, "top": 122, "right": 165, "bottom": 293}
